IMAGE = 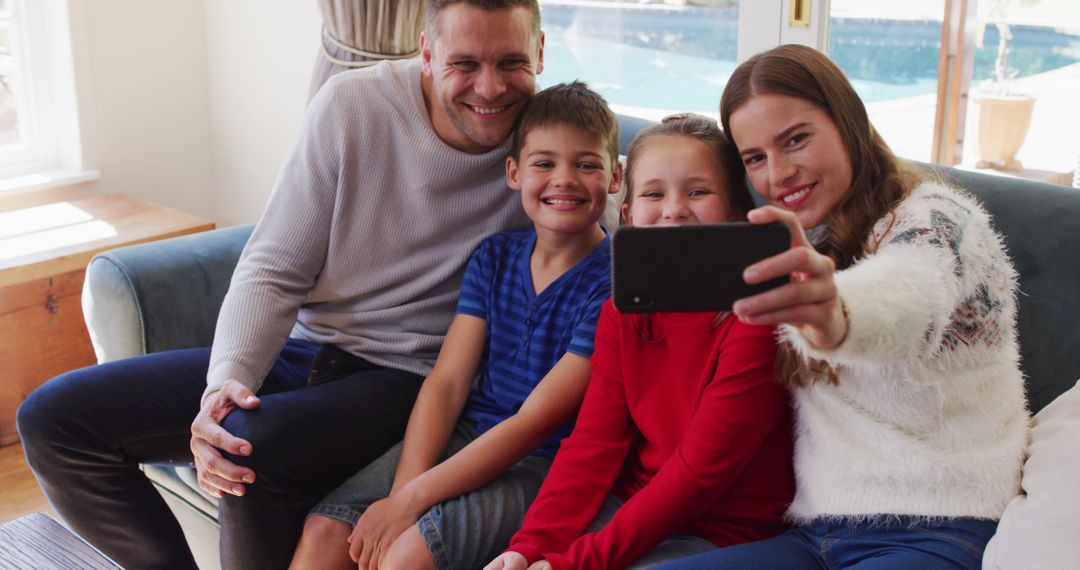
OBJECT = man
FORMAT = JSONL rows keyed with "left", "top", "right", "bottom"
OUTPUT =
{"left": 17, "top": 1, "right": 543, "bottom": 568}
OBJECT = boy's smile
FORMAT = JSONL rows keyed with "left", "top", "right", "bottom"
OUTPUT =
{"left": 507, "top": 125, "right": 621, "bottom": 239}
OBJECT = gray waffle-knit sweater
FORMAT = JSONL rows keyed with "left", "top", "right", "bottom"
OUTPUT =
{"left": 205, "top": 59, "right": 530, "bottom": 399}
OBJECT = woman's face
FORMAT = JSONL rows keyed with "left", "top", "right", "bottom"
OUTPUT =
{"left": 622, "top": 135, "right": 733, "bottom": 226}
{"left": 728, "top": 93, "right": 853, "bottom": 229}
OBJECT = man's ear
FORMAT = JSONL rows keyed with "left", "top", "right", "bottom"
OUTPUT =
{"left": 535, "top": 31, "right": 545, "bottom": 75}
{"left": 608, "top": 161, "right": 623, "bottom": 194}
{"left": 420, "top": 31, "right": 433, "bottom": 75}
{"left": 506, "top": 156, "right": 523, "bottom": 191}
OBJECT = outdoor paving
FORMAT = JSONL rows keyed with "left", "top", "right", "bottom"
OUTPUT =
{"left": 868, "top": 61, "right": 1080, "bottom": 187}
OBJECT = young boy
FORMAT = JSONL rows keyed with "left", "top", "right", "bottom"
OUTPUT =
{"left": 289, "top": 81, "right": 622, "bottom": 570}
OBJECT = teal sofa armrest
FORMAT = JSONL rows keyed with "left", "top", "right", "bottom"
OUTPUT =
{"left": 81, "top": 224, "right": 253, "bottom": 570}
{"left": 82, "top": 225, "right": 253, "bottom": 363}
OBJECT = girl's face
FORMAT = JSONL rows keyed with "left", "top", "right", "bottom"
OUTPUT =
{"left": 727, "top": 93, "right": 853, "bottom": 229}
{"left": 622, "top": 136, "right": 734, "bottom": 227}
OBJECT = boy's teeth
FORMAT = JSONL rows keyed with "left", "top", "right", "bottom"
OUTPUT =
{"left": 544, "top": 198, "right": 583, "bottom": 205}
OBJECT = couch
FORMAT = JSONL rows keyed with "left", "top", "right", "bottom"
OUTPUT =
{"left": 80, "top": 114, "right": 1080, "bottom": 569}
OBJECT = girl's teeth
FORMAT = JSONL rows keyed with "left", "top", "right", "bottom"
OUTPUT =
{"left": 544, "top": 199, "right": 582, "bottom": 205}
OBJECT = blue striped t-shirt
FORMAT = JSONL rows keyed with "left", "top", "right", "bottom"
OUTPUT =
{"left": 457, "top": 227, "right": 612, "bottom": 458}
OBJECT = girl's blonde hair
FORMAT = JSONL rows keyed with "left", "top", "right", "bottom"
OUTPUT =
{"left": 719, "top": 44, "right": 922, "bottom": 387}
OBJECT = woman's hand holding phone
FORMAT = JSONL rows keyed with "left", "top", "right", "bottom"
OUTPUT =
{"left": 734, "top": 206, "right": 848, "bottom": 351}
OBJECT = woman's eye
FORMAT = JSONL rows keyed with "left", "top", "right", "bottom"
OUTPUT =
{"left": 787, "top": 133, "right": 810, "bottom": 147}
{"left": 744, "top": 154, "right": 764, "bottom": 166}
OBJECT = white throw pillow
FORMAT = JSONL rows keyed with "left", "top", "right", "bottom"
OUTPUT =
{"left": 983, "top": 380, "right": 1080, "bottom": 569}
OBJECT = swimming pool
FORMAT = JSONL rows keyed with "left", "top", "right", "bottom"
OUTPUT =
{"left": 538, "top": 3, "right": 1080, "bottom": 113}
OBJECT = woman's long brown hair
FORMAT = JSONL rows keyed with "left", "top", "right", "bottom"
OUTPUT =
{"left": 719, "top": 44, "right": 922, "bottom": 387}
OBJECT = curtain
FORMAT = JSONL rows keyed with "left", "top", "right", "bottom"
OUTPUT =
{"left": 309, "top": 0, "right": 426, "bottom": 99}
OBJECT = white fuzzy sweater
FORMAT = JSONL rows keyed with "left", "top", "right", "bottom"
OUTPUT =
{"left": 782, "top": 182, "right": 1028, "bottom": 522}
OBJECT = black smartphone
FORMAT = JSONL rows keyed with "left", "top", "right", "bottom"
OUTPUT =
{"left": 612, "top": 222, "right": 790, "bottom": 313}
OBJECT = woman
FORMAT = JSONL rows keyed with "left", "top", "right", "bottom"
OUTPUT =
{"left": 658, "top": 44, "right": 1028, "bottom": 570}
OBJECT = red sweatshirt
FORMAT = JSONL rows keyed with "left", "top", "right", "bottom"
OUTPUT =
{"left": 507, "top": 301, "right": 795, "bottom": 569}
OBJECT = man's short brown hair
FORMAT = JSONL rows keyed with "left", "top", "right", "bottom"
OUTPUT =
{"left": 425, "top": 0, "right": 542, "bottom": 48}
{"left": 509, "top": 81, "right": 620, "bottom": 166}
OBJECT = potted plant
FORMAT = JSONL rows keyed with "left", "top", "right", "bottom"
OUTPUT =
{"left": 971, "top": 0, "right": 1041, "bottom": 170}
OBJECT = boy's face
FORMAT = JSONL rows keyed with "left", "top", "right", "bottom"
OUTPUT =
{"left": 421, "top": 5, "right": 544, "bottom": 154}
{"left": 506, "top": 125, "right": 621, "bottom": 237}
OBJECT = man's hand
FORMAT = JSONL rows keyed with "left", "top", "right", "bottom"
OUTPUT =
{"left": 189, "top": 380, "right": 260, "bottom": 498}
{"left": 349, "top": 494, "right": 424, "bottom": 570}
{"left": 484, "top": 552, "right": 529, "bottom": 570}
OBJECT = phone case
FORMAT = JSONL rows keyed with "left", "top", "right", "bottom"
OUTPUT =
{"left": 612, "top": 222, "right": 790, "bottom": 313}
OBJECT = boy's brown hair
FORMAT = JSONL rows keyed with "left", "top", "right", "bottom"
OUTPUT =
{"left": 510, "top": 81, "right": 620, "bottom": 167}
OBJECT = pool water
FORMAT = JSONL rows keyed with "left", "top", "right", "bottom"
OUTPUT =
{"left": 538, "top": 4, "right": 1080, "bottom": 113}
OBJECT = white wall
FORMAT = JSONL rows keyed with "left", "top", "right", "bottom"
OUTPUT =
{"left": 204, "top": 1, "right": 321, "bottom": 227}
{"left": 10, "top": 1, "right": 322, "bottom": 226}
{"left": 65, "top": 0, "right": 216, "bottom": 220}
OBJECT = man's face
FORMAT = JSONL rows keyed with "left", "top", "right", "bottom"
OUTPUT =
{"left": 421, "top": 4, "right": 544, "bottom": 154}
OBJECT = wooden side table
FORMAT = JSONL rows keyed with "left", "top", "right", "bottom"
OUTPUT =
{"left": 0, "top": 512, "right": 120, "bottom": 569}
{"left": 0, "top": 194, "right": 215, "bottom": 446}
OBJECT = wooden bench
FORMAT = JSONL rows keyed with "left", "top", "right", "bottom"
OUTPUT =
{"left": 0, "top": 194, "right": 214, "bottom": 445}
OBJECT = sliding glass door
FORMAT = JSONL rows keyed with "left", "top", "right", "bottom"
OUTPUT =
{"left": 538, "top": 0, "right": 1079, "bottom": 183}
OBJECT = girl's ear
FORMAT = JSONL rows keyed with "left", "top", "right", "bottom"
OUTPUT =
{"left": 608, "top": 161, "right": 624, "bottom": 194}
{"left": 620, "top": 202, "right": 632, "bottom": 225}
{"left": 506, "top": 156, "right": 522, "bottom": 191}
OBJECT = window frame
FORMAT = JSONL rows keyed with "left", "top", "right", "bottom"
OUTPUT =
{"left": 0, "top": 0, "right": 94, "bottom": 192}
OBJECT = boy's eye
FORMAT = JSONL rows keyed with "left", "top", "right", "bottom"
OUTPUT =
{"left": 532, "top": 160, "right": 554, "bottom": 169}
{"left": 688, "top": 188, "right": 714, "bottom": 197}
{"left": 578, "top": 162, "right": 600, "bottom": 171}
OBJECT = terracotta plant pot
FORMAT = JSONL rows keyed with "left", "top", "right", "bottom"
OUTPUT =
{"left": 972, "top": 94, "right": 1036, "bottom": 170}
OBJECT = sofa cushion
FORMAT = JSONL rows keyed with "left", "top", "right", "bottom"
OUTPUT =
{"left": 982, "top": 380, "right": 1080, "bottom": 569}
{"left": 926, "top": 166, "right": 1080, "bottom": 413}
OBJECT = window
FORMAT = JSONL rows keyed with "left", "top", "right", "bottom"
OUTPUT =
{"left": 539, "top": 0, "right": 741, "bottom": 120}
{"left": 0, "top": 0, "right": 92, "bottom": 191}
{"left": 0, "top": 0, "right": 34, "bottom": 169}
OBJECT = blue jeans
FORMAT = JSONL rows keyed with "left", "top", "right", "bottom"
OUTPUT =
{"left": 17, "top": 338, "right": 423, "bottom": 570}
{"left": 653, "top": 517, "right": 998, "bottom": 570}
{"left": 313, "top": 419, "right": 553, "bottom": 570}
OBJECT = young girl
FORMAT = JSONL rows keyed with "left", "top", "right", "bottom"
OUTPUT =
{"left": 657, "top": 45, "right": 1028, "bottom": 570}
{"left": 485, "top": 114, "right": 796, "bottom": 570}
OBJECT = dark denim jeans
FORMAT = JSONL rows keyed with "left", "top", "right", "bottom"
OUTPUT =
{"left": 17, "top": 338, "right": 423, "bottom": 570}
{"left": 654, "top": 517, "right": 998, "bottom": 570}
